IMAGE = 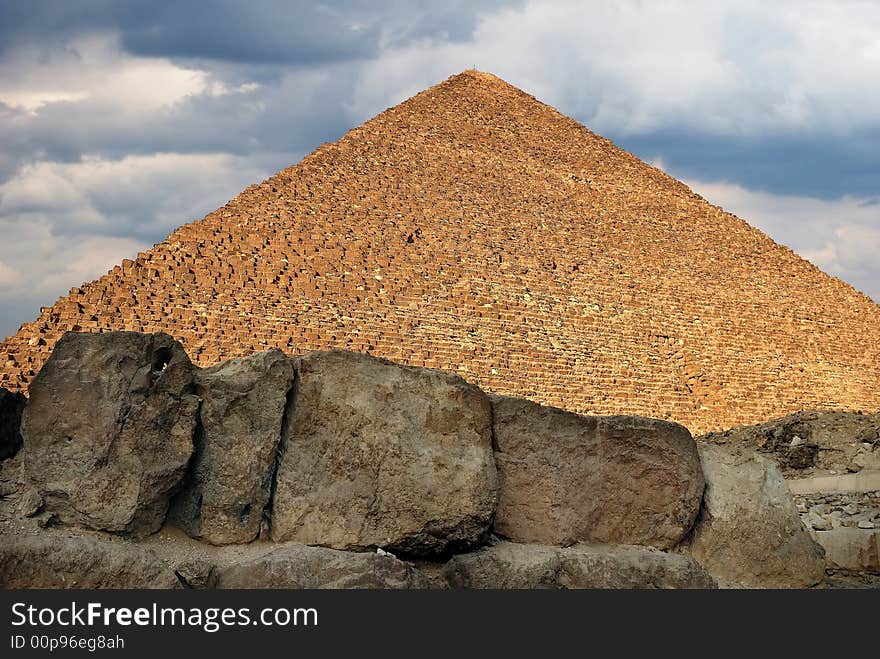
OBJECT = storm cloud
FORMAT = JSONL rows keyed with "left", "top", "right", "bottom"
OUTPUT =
{"left": 1, "top": 0, "right": 878, "bottom": 337}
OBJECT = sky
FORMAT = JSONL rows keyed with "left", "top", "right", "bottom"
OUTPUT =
{"left": 1, "top": 0, "right": 878, "bottom": 339}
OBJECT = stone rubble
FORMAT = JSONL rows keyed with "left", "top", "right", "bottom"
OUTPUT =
{"left": 794, "top": 491, "right": 880, "bottom": 532}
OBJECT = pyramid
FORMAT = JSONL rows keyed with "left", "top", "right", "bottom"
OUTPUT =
{"left": 2, "top": 70, "right": 879, "bottom": 433}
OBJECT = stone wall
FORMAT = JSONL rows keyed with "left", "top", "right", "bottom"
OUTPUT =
{"left": 0, "top": 71, "right": 878, "bottom": 435}
{"left": 0, "top": 331, "right": 827, "bottom": 589}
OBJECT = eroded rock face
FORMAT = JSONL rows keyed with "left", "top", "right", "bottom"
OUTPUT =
{"left": 0, "top": 387, "right": 26, "bottom": 461}
{"left": 491, "top": 396, "right": 704, "bottom": 549}
{"left": 0, "top": 534, "right": 180, "bottom": 589}
{"left": 683, "top": 443, "right": 826, "bottom": 588}
{"left": 171, "top": 350, "right": 295, "bottom": 545}
{"left": 444, "top": 541, "right": 716, "bottom": 589}
{"left": 217, "top": 544, "right": 430, "bottom": 589}
{"left": 21, "top": 332, "right": 199, "bottom": 536}
{"left": 270, "top": 351, "right": 498, "bottom": 556}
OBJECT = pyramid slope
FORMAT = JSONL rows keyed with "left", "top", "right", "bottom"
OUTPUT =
{"left": 2, "top": 70, "right": 879, "bottom": 433}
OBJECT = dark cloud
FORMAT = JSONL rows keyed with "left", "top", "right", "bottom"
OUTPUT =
{"left": 617, "top": 130, "right": 880, "bottom": 201}
{"left": 1, "top": 0, "right": 877, "bottom": 202}
{"left": 1, "top": 1, "right": 878, "bottom": 337}
{"left": 0, "top": 1, "right": 518, "bottom": 64}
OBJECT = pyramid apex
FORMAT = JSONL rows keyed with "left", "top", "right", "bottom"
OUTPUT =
{"left": 449, "top": 69, "right": 517, "bottom": 87}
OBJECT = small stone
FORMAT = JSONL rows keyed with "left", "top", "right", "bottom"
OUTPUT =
{"left": 0, "top": 533, "right": 179, "bottom": 588}
{"left": 217, "top": 544, "right": 429, "bottom": 589}
{"left": 35, "top": 511, "right": 57, "bottom": 529}
{"left": 809, "top": 515, "right": 832, "bottom": 531}
{"left": 785, "top": 441, "right": 819, "bottom": 469}
{"left": 851, "top": 445, "right": 880, "bottom": 472}
{"left": 18, "top": 488, "right": 42, "bottom": 517}
{"left": 857, "top": 520, "right": 875, "bottom": 529}
{"left": 843, "top": 503, "right": 860, "bottom": 515}
{"left": 814, "top": 528, "right": 880, "bottom": 571}
{"left": 444, "top": 541, "right": 717, "bottom": 589}
{"left": 173, "top": 560, "right": 217, "bottom": 589}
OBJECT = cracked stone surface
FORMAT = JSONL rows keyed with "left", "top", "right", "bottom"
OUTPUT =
{"left": 270, "top": 350, "right": 498, "bottom": 556}
{"left": 20, "top": 331, "right": 199, "bottom": 537}
{"left": 170, "top": 349, "right": 295, "bottom": 545}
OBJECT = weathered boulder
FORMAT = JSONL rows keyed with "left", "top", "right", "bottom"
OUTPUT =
{"left": 170, "top": 350, "right": 295, "bottom": 544}
{"left": 270, "top": 350, "right": 498, "bottom": 556}
{"left": 813, "top": 528, "right": 879, "bottom": 572}
{"left": 0, "top": 387, "right": 26, "bottom": 461}
{"left": 0, "top": 533, "right": 180, "bottom": 589}
{"left": 491, "top": 395, "right": 704, "bottom": 549}
{"left": 21, "top": 332, "right": 199, "bottom": 536}
{"left": 850, "top": 445, "right": 880, "bottom": 472}
{"left": 444, "top": 541, "right": 716, "bottom": 589}
{"left": 682, "top": 443, "right": 826, "bottom": 588}
{"left": 217, "top": 544, "right": 430, "bottom": 589}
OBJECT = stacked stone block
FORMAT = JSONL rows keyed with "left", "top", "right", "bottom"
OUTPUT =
{"left": 0, "top": 71, "right": 878, "bottom": 434}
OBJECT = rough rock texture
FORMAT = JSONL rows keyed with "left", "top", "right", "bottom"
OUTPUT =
{"left": 813, "top": 529, "right": 879, "bottom": 572}
{"left": 0, "top": 387, "right": 26, "bottom": 461}
{"left": 170, "top": 350, "right": 295, "bottom": 544}
{"left": 0, "top": 533, "right": 180, "bottom": 589}
{"left": 271, "top": 350, "right": 498, "bottom": 555}
{"left": 3, "top": 328, "right": 862, "bottom": 589}
{"left": 20, "top": 331, "right": 199, "bottom": 536}
{"left": 173, "top": 559, "right": 218, "bottom": 588}
{"left": 217, "top": 544, "right": 430, "bottom": 589}
{"left": 444, "top": 541, "right": 716, "bottom": 589}
{"left": 491, "top": 395, "right": 704, "bottom": 549}
{"left": 683, "top": 443, "right": 826, "bottom": 588}
{"left": 701, "top": 410, "right": 880, "bottom": 478}
{"left": 852, "top": 447, "right": 880, "bottom": 472}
